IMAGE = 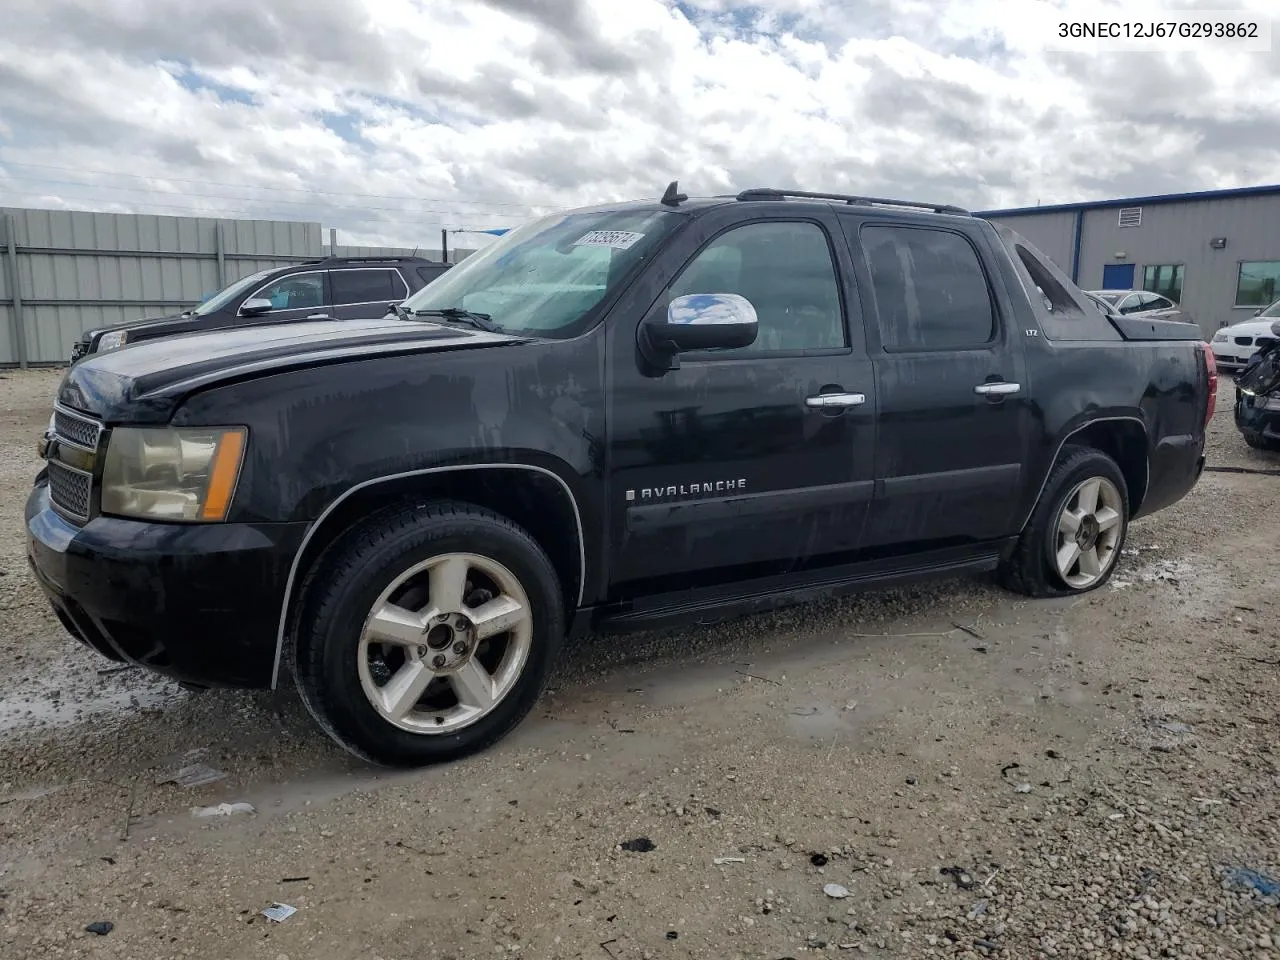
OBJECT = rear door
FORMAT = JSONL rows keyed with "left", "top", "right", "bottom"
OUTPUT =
{"left": 838, "top": 214, "right": 1033, "bottom": 551}
{"left": 606, "top": 206, "right": 876, "bottom": 590}
{"left": 329, "top": 268, "right": 411, "bottom": 319}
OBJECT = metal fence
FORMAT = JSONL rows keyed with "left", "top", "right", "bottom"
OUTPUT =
{"left": 0, "top": 207, "right": 472, "bottom": 366}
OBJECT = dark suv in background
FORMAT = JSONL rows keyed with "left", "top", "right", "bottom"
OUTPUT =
{"left": 69, "top": 256, "right": 452, "bottom": 362}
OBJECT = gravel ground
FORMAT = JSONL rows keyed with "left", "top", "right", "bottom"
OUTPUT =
{"left": 1, "top": 369, "right": 1278, "bottom": 960}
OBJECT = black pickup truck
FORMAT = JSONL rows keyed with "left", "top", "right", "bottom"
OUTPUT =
{"left": 26, "top": 185, "right": 1214, "bottom": 767}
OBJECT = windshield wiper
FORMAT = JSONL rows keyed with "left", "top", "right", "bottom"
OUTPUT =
{"left": 412, "top": 307, "right": 499, "bottom": 332}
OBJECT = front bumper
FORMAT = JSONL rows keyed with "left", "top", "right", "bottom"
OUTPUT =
{"left": 25, "top": 481, "right": 308, "bottom": 688}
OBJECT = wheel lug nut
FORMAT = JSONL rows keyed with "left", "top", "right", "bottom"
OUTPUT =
{"left": 416, "top": 646, "right": 428, "bottom": 659}
{"left": 452, "top": 641, "right": 467, "bottom": 654}
{"left": 432, "top": 654, "right": 447, "bottom": 668}
{"left": 455, "top": 616, "right": 468, "bottom": 629}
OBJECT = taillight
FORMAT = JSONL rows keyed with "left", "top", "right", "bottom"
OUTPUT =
{"left": 1201, "top": 342, "right": 1217, "bottom": 426}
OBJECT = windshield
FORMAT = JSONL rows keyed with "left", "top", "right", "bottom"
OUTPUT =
{"left": 192, "top": 268, "right": 276, "bottom": 316}
{"left": 1261, "top": 300, "right": 1280, "bottom": 318}
{"left": 1097, "top": 293, "right": 1122, "bottom": 305}
{"left": 399, "top": 208, "right": 684, "bottom": 337}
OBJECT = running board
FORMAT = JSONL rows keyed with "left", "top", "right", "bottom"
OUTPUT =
{"left": 579, "top": 550, "right": 1004, "bottom": 636}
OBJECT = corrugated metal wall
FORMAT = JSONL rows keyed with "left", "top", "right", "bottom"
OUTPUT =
{"left": 0, "top": 207, "right": 477, "bottom": 366}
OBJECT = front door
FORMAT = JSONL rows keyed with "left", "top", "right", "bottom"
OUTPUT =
{"left": 238, "top": 270, "right": 331, "bottom": 324}
{"left": 839, "top": 215, "right": 1032, "bottom": 551}
{"left": 1102, "top": 262, "right": 1135, "bottom": 289}
{"left": 605, "top": 208, "right": 876, "bottom": 593}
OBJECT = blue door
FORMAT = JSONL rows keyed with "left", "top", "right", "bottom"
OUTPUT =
{"left": 1102, "top": 263, "right": 1135, "bottom": 289}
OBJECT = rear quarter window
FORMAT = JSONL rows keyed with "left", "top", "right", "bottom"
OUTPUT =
{"left": 991, "top": 224, "right": 1121, "bottom": 342}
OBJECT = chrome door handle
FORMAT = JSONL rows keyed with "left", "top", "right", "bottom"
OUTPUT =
{"left": 974, "top": 382, "right": 1021, "bottom": 396}
{"left": 805, "top": 392, "right": 866, "bottom": 408}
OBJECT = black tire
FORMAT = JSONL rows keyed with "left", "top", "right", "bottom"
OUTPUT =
{"left": 999, "top": 446, "right": 1130, "bottom": 599}
{"left": 292, "top": 500, "right": 564, "bottom": 767}
{"left": 1242, "top": 430, "right": 1280, "bottom": 452}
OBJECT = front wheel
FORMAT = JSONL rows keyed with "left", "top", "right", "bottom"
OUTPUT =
{"left": 293, "top": 501, "right": 564, "bottom": 767}
{"left": 1000, "top": 446, "right": 1130, "bottom": 598}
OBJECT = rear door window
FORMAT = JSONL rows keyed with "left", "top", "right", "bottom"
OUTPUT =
{"left": 859, "top": 225, "right": 995, "bottom": 351}
{"left": 331, "top": 269, "right": 408, "bottom": 305}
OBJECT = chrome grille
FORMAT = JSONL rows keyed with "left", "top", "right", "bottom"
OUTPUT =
{"left": 53, "top": 409, "right": 100, "bottom": 449}
{"left": 48, "top": 461, "right": 92, "bottom": 520}
{"left": 47, "top": 405, "right": 103, "bottom": 523}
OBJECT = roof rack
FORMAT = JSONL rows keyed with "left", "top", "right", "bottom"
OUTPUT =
{"left": 735, "top": 188, "right": 970, "bottom": 216}
{"left": 318, "top": 255, "right": 430, "bottom": 265}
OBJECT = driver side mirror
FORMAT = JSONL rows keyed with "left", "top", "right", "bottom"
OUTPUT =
{"left": 239, "top": 297, "right": 274, "bottom": 317}
{"left": 639, "top": 293, "right": 759, "bottom": 370}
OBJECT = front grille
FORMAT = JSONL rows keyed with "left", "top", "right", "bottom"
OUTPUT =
{"left": 48, "top": 461, "right": 92, "bottom": 520}
{"left": 53, "top": 409, "right": 100, "bottom": 448}
{"left": 47, "top": 405, "right": 104, "bottom": 523}
{"left": 1236, "top": 336, "right": 1255, "bottom": 346}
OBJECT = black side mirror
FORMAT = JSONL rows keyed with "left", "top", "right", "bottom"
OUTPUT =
{"left": 239, "top": 297, "right": 273, "bottom": 317}
{"left": 639, "top": 293, "right": 759, "bottom": 370}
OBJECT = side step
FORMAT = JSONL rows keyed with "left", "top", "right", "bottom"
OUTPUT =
{"left": 582, "top": 551, "right": 1004, "bottom": 636}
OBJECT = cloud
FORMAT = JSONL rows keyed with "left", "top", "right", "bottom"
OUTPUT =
{"left": 0, "top": 0, "right": 1277, "bottom": 246}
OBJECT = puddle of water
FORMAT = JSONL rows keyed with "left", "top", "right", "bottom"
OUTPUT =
{"left": 0, "top": 671, "right": 182, "bottom": 733}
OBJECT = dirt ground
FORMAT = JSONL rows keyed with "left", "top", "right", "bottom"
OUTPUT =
{"left": 1, "top": 367, "right": 1278, "bottom": 960}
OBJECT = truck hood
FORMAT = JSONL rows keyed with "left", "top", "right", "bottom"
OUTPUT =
{"left": 58, "top": 316, "right": 525, "bottom": 422}
{"left": 80, "top": 310, "right": 191, "bottom": 342}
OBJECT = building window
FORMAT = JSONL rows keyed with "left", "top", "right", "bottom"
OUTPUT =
{"left": 1236, "top": 261, "right": 1280, "bottom": 308}
{"left": 1142, "top": 264, "right": 1184, "bottom": 303}
{"left": 1118, "top": 207, "right": 1142, "bottom": 227}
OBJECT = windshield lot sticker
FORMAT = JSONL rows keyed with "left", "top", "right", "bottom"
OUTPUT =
{"left": 573, "top": 230, "right": 644, "bottom": 250}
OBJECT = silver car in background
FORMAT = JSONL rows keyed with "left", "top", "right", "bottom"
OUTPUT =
{"left": 1088, "top": 289, "right": 1193, "bottom": 325}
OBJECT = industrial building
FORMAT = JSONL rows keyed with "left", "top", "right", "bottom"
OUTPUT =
{"left": 978, "top": 184, "right": 1280, "bottom": 337}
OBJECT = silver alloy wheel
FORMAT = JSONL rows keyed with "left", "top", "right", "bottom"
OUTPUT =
{"left": 1053, "top": 476, "right": 1124, "bottom": 589}
{"left": 356, "top": 552, "right": 533, "bottom": 734}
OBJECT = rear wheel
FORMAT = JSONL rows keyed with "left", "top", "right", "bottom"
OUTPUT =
{"left": 293, "top": 500, "right": 564, "bottom": 767}
{"left": 1000, "top": 446, "right": 1130, "bottom": 598}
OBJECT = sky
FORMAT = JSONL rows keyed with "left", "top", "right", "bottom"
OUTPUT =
{"left": 0, "top": 0, "right": 1277, "bottom": 248}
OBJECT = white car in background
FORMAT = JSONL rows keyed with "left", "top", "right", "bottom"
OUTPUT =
{"left": 1212, "top": 299, "right": 1280, "bottom": 372}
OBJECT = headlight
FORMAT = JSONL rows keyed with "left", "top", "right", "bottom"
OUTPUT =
{"left": 1212, "top": 330, "right": 1228, "bottom": 342}
{"left": 97, "top": 330, "right": 129, "bottom": 352}
{"left": 1259, "top": 396, "right": 1280, "bottom": 411}
{"left": 101, "top": 426, "right": 247, "bottom": 521}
